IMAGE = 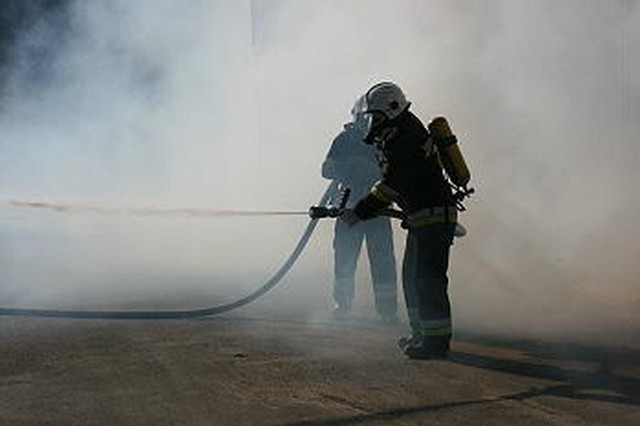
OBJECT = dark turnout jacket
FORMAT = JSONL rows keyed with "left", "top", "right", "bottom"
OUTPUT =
{"left": 354, "top": 111, "right": 457, "bottom": 227}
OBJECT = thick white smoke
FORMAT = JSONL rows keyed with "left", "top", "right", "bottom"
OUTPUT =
{"left": 0, "top": 1, "right": 638, "bottom": 343}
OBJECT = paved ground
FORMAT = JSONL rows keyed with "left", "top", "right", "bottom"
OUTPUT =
{"left": 0, "top": 304, "right": 638, "bottom": 426}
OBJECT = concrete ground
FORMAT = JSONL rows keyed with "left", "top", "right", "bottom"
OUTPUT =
{"left": 0, "top": 303, "right": 638, "bottom": 426}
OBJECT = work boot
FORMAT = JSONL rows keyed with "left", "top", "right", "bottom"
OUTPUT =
{"left": 397, "top": 332, "right": 421, "bottom": 351}
{"left": 399, "top": 334, "right": 450, "bottom": 360}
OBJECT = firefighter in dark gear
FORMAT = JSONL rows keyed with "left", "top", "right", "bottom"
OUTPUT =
{"left": 342, "top": 82, "right": 469, "bottom": 359}
{"left": 322, "top": 96, "right": 398, "bottom": 323}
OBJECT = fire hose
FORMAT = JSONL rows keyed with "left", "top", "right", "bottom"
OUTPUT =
{"left": 0, "top": 182, "right": 346, "bottom": 319}
{"left": 0, "top": 184, "right": 467, "bottom": 319}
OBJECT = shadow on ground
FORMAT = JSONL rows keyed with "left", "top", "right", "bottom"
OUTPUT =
{"left": 277, "top": 332, "right": 640, "bottom": 426}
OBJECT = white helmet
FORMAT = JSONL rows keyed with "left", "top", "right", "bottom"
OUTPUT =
{"left": 361, "top": 82, "right": 410, "bottom": 144}
{"left": 350, "top": 94, "right": 366, "bottom": 121}
{"left": 364, "top": 82, "right": 410, "bottom": 120}
{"left": 350, "top": 95, "right": 369, "bottom": 137}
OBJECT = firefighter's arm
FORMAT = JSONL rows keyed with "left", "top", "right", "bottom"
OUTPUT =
{"left": 321, "top": 135, "right": 350, "bottom": 179}
{"left": 323, "top": 128, "right": 372, "bottom": 181}
{"left": 352, "top": 181, "right": 398, "bottom": 220}
{"left": 322, "top": 157, "right": 374, "bottom": 183}
{"left": 340, "top": 192, "right": 388, "bottom": 226}
{"left": 321, "top": 159, "right": 345, "bottom": 180}
{"left": 322, "top": 131, "right": 347, "bottom": 180}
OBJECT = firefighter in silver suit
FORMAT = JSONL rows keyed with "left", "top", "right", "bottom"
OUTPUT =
{"left": 321, "top": 96, "right": 398, "bottom": 324}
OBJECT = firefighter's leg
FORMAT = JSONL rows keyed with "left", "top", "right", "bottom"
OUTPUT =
{"left": 402, "top": 229, "right": 421, "bottom": 332}
{"left": 365, "top": 217, "right": 398, "bottom": 320}
{"left": 401, "top": 223, "right": 455, "bottom": 358}
{"left": 333, "top": 219, "right": 365, "bottom": 315}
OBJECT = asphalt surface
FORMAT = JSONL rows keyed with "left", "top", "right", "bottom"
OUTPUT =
{"left": 1, "top": 307, "right": 638, "bottom": 426}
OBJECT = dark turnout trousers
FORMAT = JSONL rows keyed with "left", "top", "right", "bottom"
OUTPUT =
{"left": 402, "top": 222, "right": 456, "bottom": 346}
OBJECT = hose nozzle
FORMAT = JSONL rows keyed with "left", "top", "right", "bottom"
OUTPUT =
{"left": 308, "top": 187, "right": 351, "bottom": 219}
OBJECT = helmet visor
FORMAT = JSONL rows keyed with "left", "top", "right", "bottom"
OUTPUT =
{"left": 362, "top": 111, "right": 387, "bottom": 145}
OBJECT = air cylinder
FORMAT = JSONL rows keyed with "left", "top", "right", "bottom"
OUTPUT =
{"left": 428, "top": 116, "right": 470, "bottom": 188}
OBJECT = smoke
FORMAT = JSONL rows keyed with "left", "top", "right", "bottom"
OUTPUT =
{"left": 446, "top": 0, "right": 640, "bottom": 342}
{"left": 0, "top": 0, "right": 638, "bottom": 343}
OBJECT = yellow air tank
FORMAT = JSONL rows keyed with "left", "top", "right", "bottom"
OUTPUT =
{"left": 428, "top": 116, "right": 470, "bottom": 188}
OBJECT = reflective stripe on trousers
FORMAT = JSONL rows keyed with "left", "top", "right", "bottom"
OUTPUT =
{"left": 402, "top": 222, "right": 455, "bottom": 336}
